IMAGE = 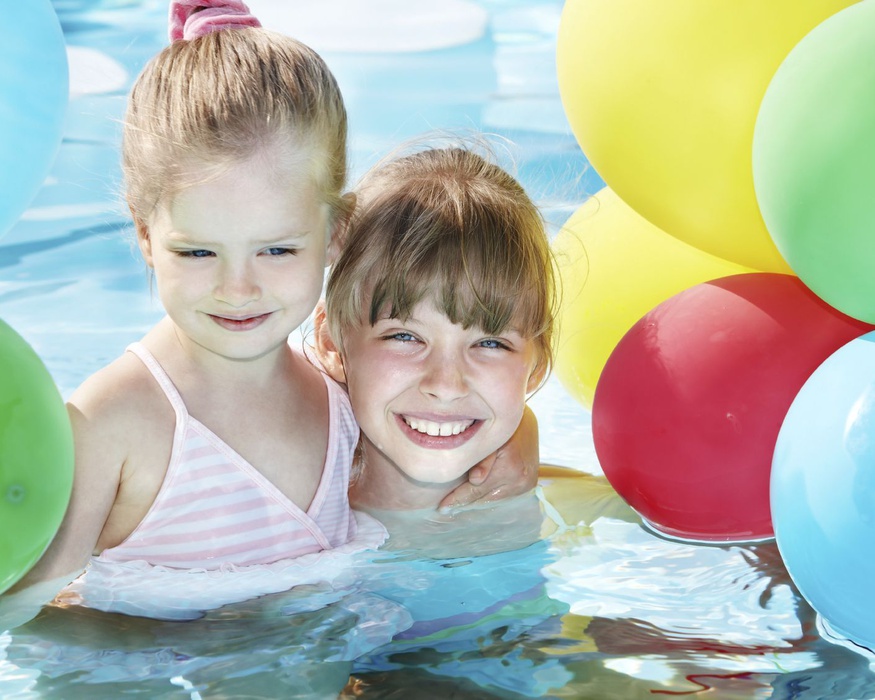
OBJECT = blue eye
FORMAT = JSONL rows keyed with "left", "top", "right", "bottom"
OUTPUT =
{"left": 479, "top": 338, "right": 510, "bottom": 351}
{"left": 177, "top": 249, "right": 213, "bottom": 258}
{"left": 385, "top": 332, "right": 417, "bottom": 342}
{"left": 265, "top": 247, "right": 297, "bottom": 256}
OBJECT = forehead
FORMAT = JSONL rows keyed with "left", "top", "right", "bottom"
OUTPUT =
{"left": 156, "top": 155, "right": 328, "bottom": 240}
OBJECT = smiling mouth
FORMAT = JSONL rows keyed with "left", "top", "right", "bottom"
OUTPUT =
{"left": 402, "top": 416, "right": 477, "bottom": 437}
{"left": 209, "top": 313, "right": 272, "bottom": 331}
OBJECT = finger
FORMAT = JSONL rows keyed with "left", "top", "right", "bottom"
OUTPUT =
{"left": 438, "top": 481, "right": 508, "bottom": 512}
{"left": 466, "top": 465, "right": 488, "bottom": 485}
{"left": 467, "top": 453, "right": 497, "bottom": 486}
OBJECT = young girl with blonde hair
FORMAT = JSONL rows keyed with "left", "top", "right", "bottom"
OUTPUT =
{"left": 45, "top": 0, "right": 367, "bottom": 579}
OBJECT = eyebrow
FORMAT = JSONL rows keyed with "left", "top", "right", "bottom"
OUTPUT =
{"left": 253, "top": 234, "right": 310, "bottom": 246}
{"left": 164, "top": 230, "right": 312, "bottom": 246}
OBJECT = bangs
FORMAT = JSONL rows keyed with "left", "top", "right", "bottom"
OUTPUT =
{"left": 365, "top": 201, "right": 550, "bottom": 340}
{"left": 325, "top": 145, "right": 556, "bottom": 378}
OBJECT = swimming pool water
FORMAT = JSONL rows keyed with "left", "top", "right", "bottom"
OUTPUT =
{"left": 2, "top": 0, "right": 875, "bottom": 697}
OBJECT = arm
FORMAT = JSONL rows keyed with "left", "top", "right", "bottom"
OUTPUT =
{"left": 18, "top": 398, "right": 125, "bottom": 583}
{"left": 1, "top": 371, "right": 128, "bottom": 627}
{"left": 439, "top": 405, "right": 539, "bottom": 511}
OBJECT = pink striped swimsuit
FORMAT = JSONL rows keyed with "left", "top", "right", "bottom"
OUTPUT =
{"left": 96, "top": 342, "right": 359, "bottom": 570}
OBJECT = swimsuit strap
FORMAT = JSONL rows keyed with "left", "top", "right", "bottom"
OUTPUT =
{"left": 126, "top": 342, "right": 188, "bottom": 419}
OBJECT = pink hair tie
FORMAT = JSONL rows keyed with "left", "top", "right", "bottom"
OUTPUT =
{"left": 169, "top": 0, "right": 261, "bottom": 42}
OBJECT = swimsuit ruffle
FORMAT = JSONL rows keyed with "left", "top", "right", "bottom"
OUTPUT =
{"left": 59, "top": 511, "right": 389, "bottom": 621}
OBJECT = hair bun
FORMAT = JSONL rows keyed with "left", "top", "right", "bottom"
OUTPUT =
{"left": 168, "top": 0, "right": 261, "bottom": 42}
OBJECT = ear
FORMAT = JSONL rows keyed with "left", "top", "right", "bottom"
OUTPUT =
{"left": 326, "top": 192, "right": 356, "bottom": 266}
{"left": 313, "top": 300, "right": 347, "bottom": 384}
{"left": 131, "top": 206, "right": 154, "bottom": 267}
{"left": 526, "top": 354, "right": 549, "bottom": 394}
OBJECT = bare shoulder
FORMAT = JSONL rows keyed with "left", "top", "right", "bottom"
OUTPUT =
{"left": 69, "top": 352, "right": 161, "bottom": 412}
{"left": 67, "top": 352, "right": 166, "bottom": 448}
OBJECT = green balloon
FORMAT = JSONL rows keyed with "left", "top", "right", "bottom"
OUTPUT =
{"left": 753, "top": 0, "right": 875, "bottom": 324}
{"left": 0, "top": 319, "right": 74, "bottom": 594}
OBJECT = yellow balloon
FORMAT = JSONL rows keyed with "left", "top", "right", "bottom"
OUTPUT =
{"left": 556, "top": 0, "right": 855, "bottom": 272}
{"left": 553, "top": 188, "right": 754, "bottom": 409}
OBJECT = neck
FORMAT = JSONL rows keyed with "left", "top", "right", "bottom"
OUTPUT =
{"left": 349, "top": 438, "right": 467, "bottom": 511}
{"left": 150, "top": 316, "right": 297, "bottom": 386}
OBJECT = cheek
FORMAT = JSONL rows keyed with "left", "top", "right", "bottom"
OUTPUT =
{"left": 345, "top": 387, "right": 373, "bottom": 431}
{"left": 487, "top": 361, "right": 534, "bottom": 401}
{"left": 171, "top": 270, "right": 212, "bottom": 300}
{"left": 283, "top": 260, "right": 327, "bottom": 300}
{"left": 345, "top": 353, "right": 408, "bottom": 414}
{"left": 481, "top": 365, "right": 534, "bottom": 429}
{"left": 150, "top": 258, "right": 189, "bottom": 294}
{"left": 342, "top": 357, "right": 384, "bottom": 415}
{"left": 349, "top": 344, "right": 404, "bottom": 379}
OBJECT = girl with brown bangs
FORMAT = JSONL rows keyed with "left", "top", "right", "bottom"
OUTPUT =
{"left": 315, "top": 144, "right": 555, "bottom": 516}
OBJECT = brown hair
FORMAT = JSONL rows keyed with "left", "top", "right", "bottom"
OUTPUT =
{"left": 326, "top": 145, "right": 555, "bottom": 379}
{"left": 123, "top": 27, "right": 349, "bottom": 222}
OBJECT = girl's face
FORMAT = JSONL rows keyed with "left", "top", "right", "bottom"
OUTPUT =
{"left": 339, "top": 301, "right": 544, "bottom": 486}
{"left": 138, "top": 155, "right": 333, "bottom": 363}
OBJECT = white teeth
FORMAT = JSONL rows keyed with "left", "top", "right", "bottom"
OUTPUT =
{"left": 404, "top": 417, "right": 473, "bottom": 437}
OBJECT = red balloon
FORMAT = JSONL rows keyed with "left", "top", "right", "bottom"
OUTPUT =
{"left": 592, "top": 273, "right": 873, "bottom": 542}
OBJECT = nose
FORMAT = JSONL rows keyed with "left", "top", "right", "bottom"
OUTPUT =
{"left": 214, "top": 259, "right": 262, "bottom": 307}
{"left": 419, "top": 347, "right": 469, "bottom": 402}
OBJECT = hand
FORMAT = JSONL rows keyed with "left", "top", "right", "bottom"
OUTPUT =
{"left": 438, "top": 406, "right": 539, "bottom": 511}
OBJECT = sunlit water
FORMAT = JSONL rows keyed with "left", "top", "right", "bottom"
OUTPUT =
{"left": 2, "top": 1, "right": 874, "bottom": 697}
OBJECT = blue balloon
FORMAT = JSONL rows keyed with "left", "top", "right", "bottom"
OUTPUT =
{"left": 772, "top": 331, "right": 875, "bottom": 651}
{"left": 0, "top": 1, "right": 68, "bottom": 238}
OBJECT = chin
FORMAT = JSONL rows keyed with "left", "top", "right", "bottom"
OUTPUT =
{"left": 401, "top": 461, "right": 477, "bottom": 486}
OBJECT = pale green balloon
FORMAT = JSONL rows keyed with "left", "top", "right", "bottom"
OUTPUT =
{"left": 754, "top": 0, "right": 875, "bottom": 324}
{"left": 0, "top": 319, "right": 74, "bottom": 594}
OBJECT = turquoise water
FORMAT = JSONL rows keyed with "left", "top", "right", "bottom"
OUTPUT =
{"left": 2, "top": 1, "right": 874, "bottom": 697}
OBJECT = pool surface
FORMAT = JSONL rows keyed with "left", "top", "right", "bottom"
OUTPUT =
{"left": 2, "top": 1, "right": 875, "bottom": 697}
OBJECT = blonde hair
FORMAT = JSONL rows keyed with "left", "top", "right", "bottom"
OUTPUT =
{"left": 123, "top": 27, "right": 349, "bottom": 222}
{"left": 326, "top": 146, "right": 556, "bottom": 377}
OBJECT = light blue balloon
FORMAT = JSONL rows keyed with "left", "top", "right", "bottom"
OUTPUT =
{"left": 0, "top": 1, "right": 68, "bottom": 238}
{"left": 772, "top": 331, "right": 875, "bottom": 651}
